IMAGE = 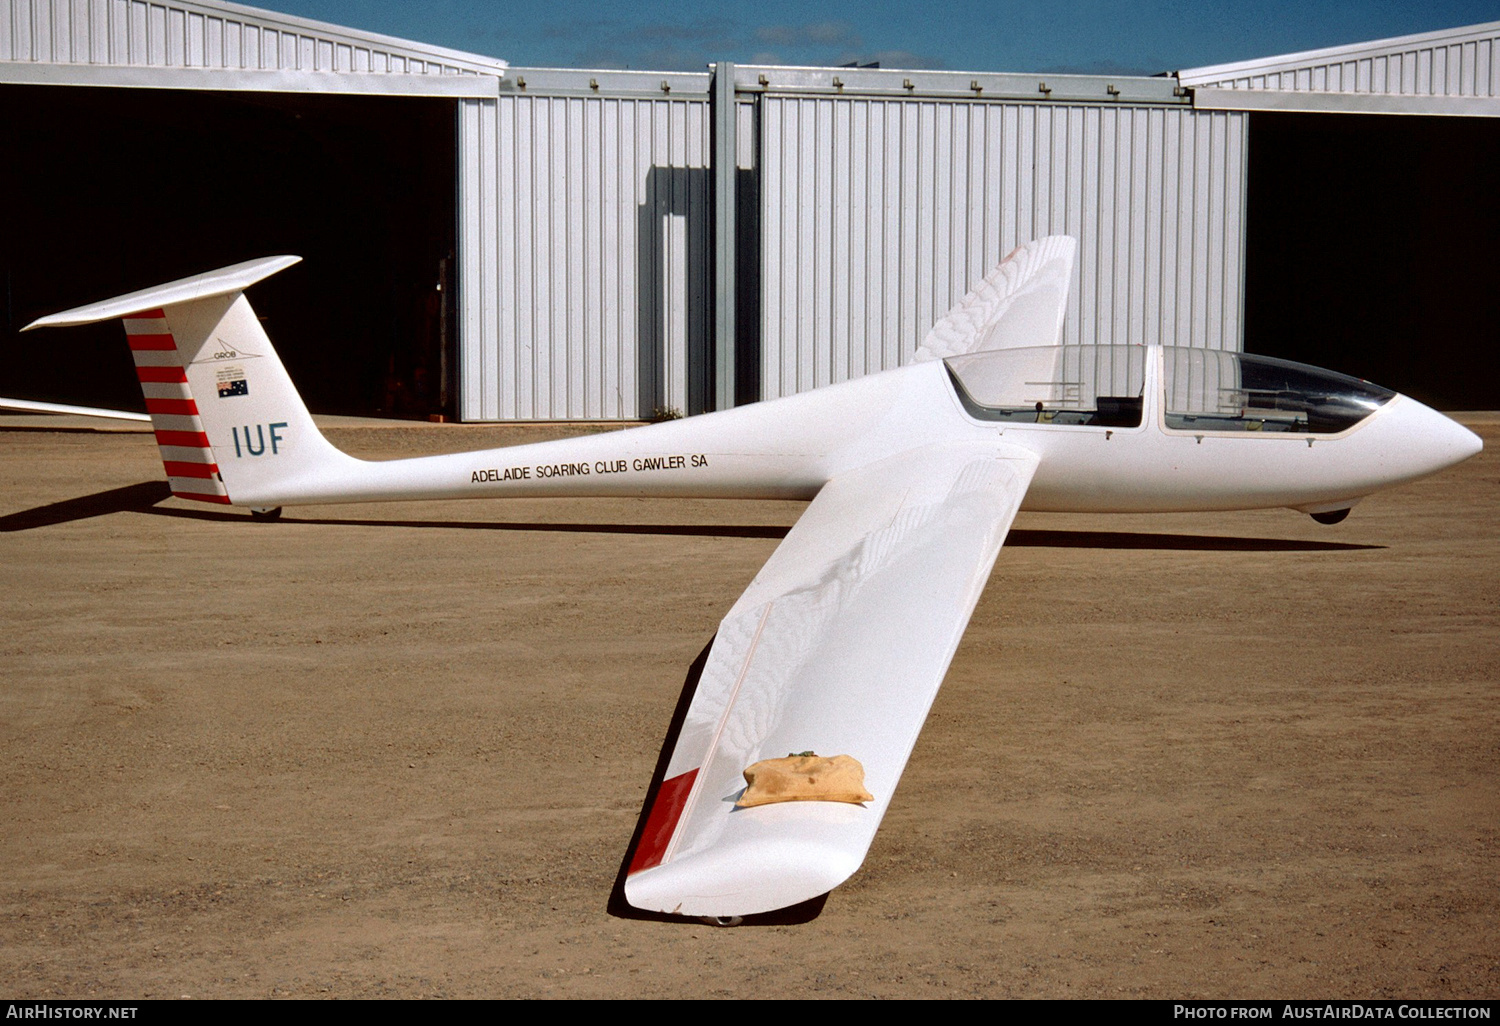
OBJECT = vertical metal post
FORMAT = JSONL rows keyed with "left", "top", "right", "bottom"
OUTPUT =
{"left": 712, "top": 62, "right": 737, "bottom": 411}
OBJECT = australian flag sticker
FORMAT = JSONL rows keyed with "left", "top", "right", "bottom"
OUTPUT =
{"left": 216, "top": 366, "right": 249, "bottom": 398}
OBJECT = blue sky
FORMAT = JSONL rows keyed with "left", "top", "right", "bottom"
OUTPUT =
{"left": 259, "top": 0, "right": 1497, "bottom": 74}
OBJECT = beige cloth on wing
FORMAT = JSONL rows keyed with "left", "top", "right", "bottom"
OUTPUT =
{"left": 736, "top": 753, "right": 874, "bottom": 808}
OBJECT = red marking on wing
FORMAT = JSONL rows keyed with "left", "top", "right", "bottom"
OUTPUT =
{"left": 628, "top": 768, "right": 700, "bottom": 874}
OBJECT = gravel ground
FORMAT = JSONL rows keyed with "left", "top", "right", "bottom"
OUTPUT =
{"left": 0, "top": 417, "right": 1494, "bottom": 999}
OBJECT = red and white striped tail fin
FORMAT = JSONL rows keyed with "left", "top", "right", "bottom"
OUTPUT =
{"left": 24, "top": 256, "right": 359, "bottom": 510}
{"left": 123, "top": 307, "right": 230, "bottom": 505}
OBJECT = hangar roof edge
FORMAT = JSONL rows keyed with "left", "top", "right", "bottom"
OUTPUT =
{"left": 0, "top": 0, "right": 509, "bottom": 76}
{"left": 1177, "top": 20, "right": 1500, "bottom": 87}
{"left": 180, "top": 0, "right": 509, "bottom": 72}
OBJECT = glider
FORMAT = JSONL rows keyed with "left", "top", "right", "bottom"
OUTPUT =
{"left": 18, "top": 239, "right": 1481, "bottom": 919}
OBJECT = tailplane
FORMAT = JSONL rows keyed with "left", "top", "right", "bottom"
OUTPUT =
{"left": 24, "top": 256, "right": 356, "bottom": 508}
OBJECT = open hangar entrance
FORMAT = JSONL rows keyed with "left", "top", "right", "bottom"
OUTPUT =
{"left": 1241, "top": 111, "right": 1500, "bottom": 410}
{"left": 0, "top": 84, "right": 457, "bottom": 418}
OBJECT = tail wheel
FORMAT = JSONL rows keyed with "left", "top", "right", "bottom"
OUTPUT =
{"left": 249, "top": 507, "right": 283, "bottom": 522}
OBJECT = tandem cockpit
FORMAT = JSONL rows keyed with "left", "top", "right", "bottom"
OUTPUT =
{"left": 943, "top": 344, "right": 1395, "bottom": 436}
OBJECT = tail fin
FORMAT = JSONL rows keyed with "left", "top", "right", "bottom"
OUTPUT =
{"left": 24, "top": 256, "right": 354, "bottom": 508}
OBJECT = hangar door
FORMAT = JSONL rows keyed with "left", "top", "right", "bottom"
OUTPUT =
{"left": 1243, "top": 112, "right": 1500, "bottom": 410}
{"left": 0, "top": 84, "right": 457, "bottom": 419}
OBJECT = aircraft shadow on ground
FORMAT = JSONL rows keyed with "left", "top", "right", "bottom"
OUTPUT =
{"left": 1006, "top": 528, "right": 1382, "bottom": 552}
{"left": 1, "top": 482, "right": 1385, "bottom": 551}
{"left": 0, "top": 480, "right": 171, "bottom": 532}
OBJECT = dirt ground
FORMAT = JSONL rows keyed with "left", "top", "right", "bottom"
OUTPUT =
{"left": 0, "top": 415, "right": 1495, "bottom": 999}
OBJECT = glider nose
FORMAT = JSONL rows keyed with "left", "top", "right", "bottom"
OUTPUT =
{"left": 1388, "top": 395, "right": 1483, "bottom": 480}
{"left": 1419, "top": 402, "right": 1482, "bottom": 470}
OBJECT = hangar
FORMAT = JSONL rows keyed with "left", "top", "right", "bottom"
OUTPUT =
{"left": 2, "top": 2, "right": 1495, "bottom": 420}
{"left": 1180, "top": 23, "right": 1500, "bottom": 410}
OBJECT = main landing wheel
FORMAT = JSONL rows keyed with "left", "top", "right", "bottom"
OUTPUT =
{"left": 1310, "top": 508, "right": 1350, "bottom": 525}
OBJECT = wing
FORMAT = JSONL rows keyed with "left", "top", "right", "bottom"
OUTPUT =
{"left": 625, "top": 442, "right": 1039, "bottom": 917}
{"left": 0, "top": 398, "right": 150, "bottom": 422}
{"left": 914, "top": 235, "right": 1076, "bottom": 361}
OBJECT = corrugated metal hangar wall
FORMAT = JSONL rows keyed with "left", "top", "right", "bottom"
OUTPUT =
{"left": 751, "top": 79, "right": 1243, "bottom": 398}
{"left": 4, "top": 2, "right": 1496, "bottom": 419}
{"left": 458, "top": 74, "right": 715, "bottom": 422}
{"left": 459, "top": 67, "right": 1246, "bottom": 421}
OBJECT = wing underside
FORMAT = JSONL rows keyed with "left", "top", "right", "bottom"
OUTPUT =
{"left": 625, "top": 442, "right": 1039, "bottom": 917}
{"left": 914, "top": 235, "right": 1076, "bottom": 361}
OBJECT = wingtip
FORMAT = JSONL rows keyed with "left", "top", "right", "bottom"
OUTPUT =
{"left": 1007, "top": 233, "right": 1077, "bottom": 259}
{"left": 625, "top": 834, "right": 865, "bottom": 918}
{"left": 915, "top": 234, "right": 1079, "bottom": 361}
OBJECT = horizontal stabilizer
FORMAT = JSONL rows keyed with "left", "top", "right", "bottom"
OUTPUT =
{"left": 23, "top": 256, "right": 301, "bottom": 329}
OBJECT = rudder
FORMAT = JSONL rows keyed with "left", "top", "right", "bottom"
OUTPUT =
{"left": 123, "top": 304, "right": 232, "bottom": 504}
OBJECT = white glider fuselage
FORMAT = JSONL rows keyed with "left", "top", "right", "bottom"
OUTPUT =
{"left": 21, "top": 243, "right": 1481, "bottom": 920}
{"left": 230, "top": 345, "right": 1478, "bottom": 521}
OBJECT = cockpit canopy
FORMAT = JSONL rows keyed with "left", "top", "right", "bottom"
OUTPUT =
{"left": 944, "top": 345, "right": 1394, "bottom": 434}
{"left": 1161, "top": 348, "right": 1394, "bottom": 434}
{"left": 944, "top": 345, "right": 1146, "bottom": 427}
